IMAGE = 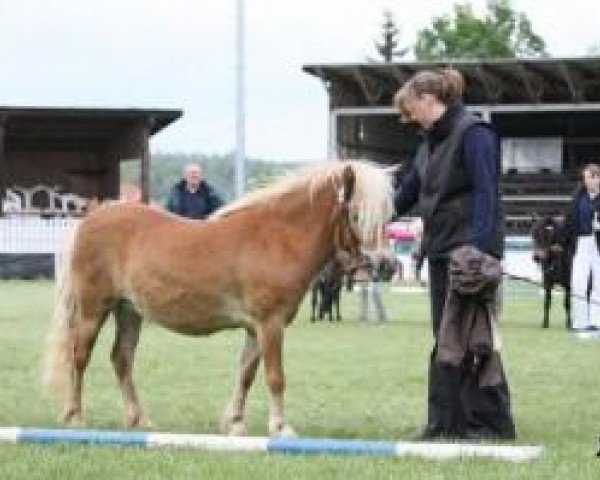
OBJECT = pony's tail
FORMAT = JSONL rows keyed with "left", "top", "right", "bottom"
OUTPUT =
{"left": 43, "top": 222, "right": 79, "bottom": 412}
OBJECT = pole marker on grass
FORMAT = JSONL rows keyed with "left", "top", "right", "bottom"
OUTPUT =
{"left": 0, "top": 427, "right": 543, "bottom": 462}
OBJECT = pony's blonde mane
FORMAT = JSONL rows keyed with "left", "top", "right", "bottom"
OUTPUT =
{"left": 210, "top": 166, "right": 321, "bottom": 218}
{"left": 346, "top": 161, "right": 395, "bottom": 242}
{"left": 211, "top": 160, "right": 394, "bottom": 242}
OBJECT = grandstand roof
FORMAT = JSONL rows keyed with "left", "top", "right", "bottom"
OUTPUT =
{"left": 303, "top": 57, "right": 600, "bottom": 106}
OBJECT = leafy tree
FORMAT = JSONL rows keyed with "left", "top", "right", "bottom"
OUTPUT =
{"left": 373, "top": 10, "right": 408, "bottom": 62}
{"left": 414, "top": 0, "right": 547, "bottom": 60}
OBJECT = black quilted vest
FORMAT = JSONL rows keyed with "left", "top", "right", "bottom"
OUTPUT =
{"left": 415, "top": 105, "right": 504, "bottom": 259}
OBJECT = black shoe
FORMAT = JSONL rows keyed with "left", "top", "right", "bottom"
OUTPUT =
{"left": 459, "top": 429, "right": 516, "bottom": 442}
{"left": 410, "top": 426, "right": 450, "bottom": 441}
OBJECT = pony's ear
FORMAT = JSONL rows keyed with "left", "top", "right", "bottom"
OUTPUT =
{"left": 341, "top": 165, "right": 355, "bottom": 203}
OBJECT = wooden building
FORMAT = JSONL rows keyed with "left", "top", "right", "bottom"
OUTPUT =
{"left": 0, "top": 106, "right": 181, "bottom": 278}
{"left": 0, "top": 106, "right": 182, "bottom": 213}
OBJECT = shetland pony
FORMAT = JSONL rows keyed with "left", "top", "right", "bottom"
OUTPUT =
{"left": 44, "top": 161, "right": 394, "bottom": 436}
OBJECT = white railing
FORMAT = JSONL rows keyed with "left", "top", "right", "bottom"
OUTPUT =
{"left": 0, "top": 216, "right": 78, "bottom": 276}
{"left": 0, "top": 216, "right": 77, "bottom": 254}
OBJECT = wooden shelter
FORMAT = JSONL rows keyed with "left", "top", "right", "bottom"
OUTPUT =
{"left": 0, "top": 106, "right": 182, "bottom": 214}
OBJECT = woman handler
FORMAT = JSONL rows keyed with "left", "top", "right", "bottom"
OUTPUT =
{"left": 393, "top": 68, "right": 515, "bottom": 440}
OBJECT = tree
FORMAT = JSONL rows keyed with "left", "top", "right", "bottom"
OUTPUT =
{"left": 414, "top": 0, "right": 547, "bottom": 60}
{"left": 372, "top": 10, "right": 408, "bottom": 62}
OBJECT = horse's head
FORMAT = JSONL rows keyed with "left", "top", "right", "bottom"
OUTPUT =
{"left": 330, "top": 162, "right": 395, "bottom": 271}
{"left": 531, "top": 216, "right": 561, "bottom": 264}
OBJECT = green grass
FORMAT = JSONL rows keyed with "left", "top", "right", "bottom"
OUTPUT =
{"left": 0, "top": 280, "right": 599, "bottom": 479}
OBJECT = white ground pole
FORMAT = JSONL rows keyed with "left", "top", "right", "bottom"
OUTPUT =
{"left": 0, "top": 427, "right": 543, "bottom": 462}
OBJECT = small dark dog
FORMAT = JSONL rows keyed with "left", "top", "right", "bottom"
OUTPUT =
{"left": 310, "top": 252, "right": 399, "bottom": 323}
{"left": 310, "top": 258, "right": 345, "bottom": 322}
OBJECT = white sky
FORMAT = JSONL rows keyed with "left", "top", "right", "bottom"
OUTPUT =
{"left": 0, "top": 0, "right": 598, "bottom": 161}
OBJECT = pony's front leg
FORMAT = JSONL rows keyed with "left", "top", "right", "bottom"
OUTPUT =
{"left": 221, "top": 330, "right": 261, "bottom": 436}
{"left": 257, "top": 322, "right": 296, "bottom": 437}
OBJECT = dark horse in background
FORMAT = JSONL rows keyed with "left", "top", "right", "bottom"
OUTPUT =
{"left": 310, "top": 250, "right": 398, "bottom": 323}
{"left": 531, "top": 216, "right": 572, "bottom": 329}
{"left": 310, "top": 257, "right": 345, "bottom": 322}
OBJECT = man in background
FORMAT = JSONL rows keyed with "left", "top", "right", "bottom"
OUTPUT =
{"left": 166, "top": 163, "right": 224, "bottom": 219}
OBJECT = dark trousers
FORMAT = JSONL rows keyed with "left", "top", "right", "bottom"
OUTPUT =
{"left": 427, "top": 258, "right": 516, "bottom": 439}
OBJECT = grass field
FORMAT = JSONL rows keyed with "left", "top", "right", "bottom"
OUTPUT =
{"left": 0, "top": 280, "right": 599, "bottom": 479}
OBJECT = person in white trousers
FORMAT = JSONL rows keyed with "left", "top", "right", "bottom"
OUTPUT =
{"left": 564, "top": 163, "right": 600, "bottom": 337}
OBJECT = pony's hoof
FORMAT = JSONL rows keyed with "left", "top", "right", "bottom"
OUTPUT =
{"left": 63, "top": 411, "right": 84, "bottom": 428}
{"left": 278, "top": 424, "right": 297, "bottom": 438}
{"left": 227, "top": 421, "right": 247, "bottom": 437}
{"left": 269, "top": 422, "right": 297, "bottom": 438}
{"left": 220, "top": 408, "right": 246, "bottom": 436}
{"left": 128, "top": 415, "right": 154, "bottom": 430}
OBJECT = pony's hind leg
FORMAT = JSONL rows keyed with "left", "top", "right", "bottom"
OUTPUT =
{"left": 221, "top": 330, "right": 261, "bottom": 436}
{"left": 111, "top": 301, "right": 151, "bottom": 428}
{"left": 63, "top": 312, "right": 105, "bottom": 426}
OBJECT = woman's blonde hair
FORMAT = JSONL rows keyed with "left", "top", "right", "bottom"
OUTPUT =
{"left": 393, "top": 68, "right": 465, "bottom": 117}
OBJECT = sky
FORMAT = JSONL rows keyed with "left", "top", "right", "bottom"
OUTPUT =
{"left": 0, "top": 0, "right": 599, "bottom": 161}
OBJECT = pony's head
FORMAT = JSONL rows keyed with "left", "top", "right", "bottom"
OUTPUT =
{"left": 327, "top": 161, "right": 395, "bottom": 268}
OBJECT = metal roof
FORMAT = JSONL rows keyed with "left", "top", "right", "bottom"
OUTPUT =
{"left": 303, "top": 57, "right": 600, "bottom": 106}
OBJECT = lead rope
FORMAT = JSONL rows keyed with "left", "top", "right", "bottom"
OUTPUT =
{"left": 502, "top": 271, "right": 600, "bottom": 306}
